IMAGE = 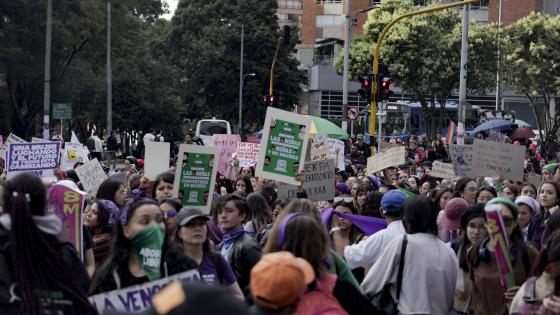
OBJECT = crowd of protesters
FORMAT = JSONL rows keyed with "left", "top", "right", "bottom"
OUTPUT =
{"left": 1, "top": 127, "right": 560, "bottom": 315}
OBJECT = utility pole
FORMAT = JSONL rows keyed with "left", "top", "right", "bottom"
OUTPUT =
{"left": 43, "top": 0, "right": 53, "bottom": 140}
{"left": 107, "top": 0, "right": 113, "bottom": 136}
{"left": 495, "top": 0, "right": 503, "bottom": 110}
{"left": 342, "top": 0, "right": 351, "bottom": 133}
{"left": 238, "top": 24, "right": 244, "bottom": 137}
{"left": 457, "top": 4, "right": 470, "bottom": 145}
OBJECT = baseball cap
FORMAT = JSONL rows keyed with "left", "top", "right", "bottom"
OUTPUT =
{"left": 176, "top": 207, "right": 209, "bottom": 227}
{"left": 251, "top": 251, "right": 315, "bottom": 310}
{"left": 515, "top": 195, "right": 540, "bottom": 214}
{"left": 357, "top": 134, "right": 364, "bottom": 140}
{"left": 380, "top": 190, "right": 406, "bottom": 214}
{"left": 441, "top": 198, "right": 469, "bottom": 231}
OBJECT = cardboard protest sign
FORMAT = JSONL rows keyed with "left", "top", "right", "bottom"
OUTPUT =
{"left": 75, "top": 159, "right": 108, "bottom": 195}
{"left": 485, "top": 204, "right": 516, "bottom": 289}
{"left": 380, "top": 142, "right": 399, "bottom": 152}
{"left": 310, "top": 134, "right": 330, "bottom": 161}
{"left": 328, "top": 138, "right": 345, "bottom": 170}
{"left": 256, "top": 107, "right": 311, "bottom": 185}
{"left": 144, "top": 142, "right": 171, "bottom": 180}
{"left": 488, "top": 129, "right": 505, "bottom": 143}
{"left": 366, "top": 146, "right": 405, "bottom": 175}
{"left": 236, "top": 142, "right": 261, "bottom": 168}
{"left": 49, "top": 182, "right": 86, "bottom": 260}
{"left": 110, "top": 172, "right": 129, "bottom": 185}
{"left": 277, "top": 159, "right": 336, "bottom": 201}
{"left": 0, "top": 133, "right": 26, "bottom": 161}
{"left": 89, "top": 270, "right": 201, "bottom": 313}
{"left": 449, "top": 145, "right": 473, "bottom": 177}
{"left": 61, "top": 143, "right": 88, "bottom": 170}
{"left": 32, "top": 137, "right": 48, "bottom": 143}
{"left": 430, "top": 161, "right": 456, "bottom": 179}
{"left": 6, "top": 142, "right": 61, "bottom": 179}
{"left": 212, "top": 134, "right": 241, "bottom": 174}
{"left": 469, "top": 139, "right": 525, "bottom": 182}
{"left": 173, "top": 145, "right": 219, "bottom": 213}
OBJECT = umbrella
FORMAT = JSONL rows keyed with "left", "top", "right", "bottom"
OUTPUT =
{"left": 308, "top": 116, "right": 349, "bottom": 140}
{"left": 469, "top": 119, "right": 513, "bottom": 136}
{"left": 511, "top": 127, "right": 536, "bottom": 139}
{"left": 515, "top": 119, "right": 532, "bottom": 128}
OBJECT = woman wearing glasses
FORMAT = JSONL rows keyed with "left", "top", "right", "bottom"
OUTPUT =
{"left": 467, "top": 198, "right": 538, "bottom": 315}
{"left": 453, "top": 177, "right": 478, "bottom": 205}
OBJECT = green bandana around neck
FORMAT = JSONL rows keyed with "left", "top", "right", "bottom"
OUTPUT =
{"left": 130, "top": 224, "right": 165, "bottom": 281}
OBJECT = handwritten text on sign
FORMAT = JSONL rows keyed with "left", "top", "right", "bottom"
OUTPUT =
{"left": 212, "top": 134, "right": 241, "bottom": 174}
{"left": 469, "top": 139, "right": 525, "bottom": 182}
{"left": 89, "top": 270, "right": 201, "bottom": 313}
{"left": 75, "top": 159, "right": 108, "bottom": 195}
{"left": 449, "top": 145, "right": 473, "bottom": 177}
{"left": 277, "top": 159, "right": 335, "bottom": 201}
{"left": 430, "top": 161, "right": 456, "bottom": 178}
{"left": 237, "top": 142, "right": 261, "bottom": 168}
{"left": 366, "top": 146, "right": 405, "bottom": 175}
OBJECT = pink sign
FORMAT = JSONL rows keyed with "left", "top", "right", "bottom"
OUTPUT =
{"left": 237, "top": 142, "right": 261, "bottom": 168}
{"left": 485, "top": 204, "right": 516, "bottom": 289}
{"left": 49, "top": 183, "right": 86, "bottom": 260}
{"left": 0, "top": 135, "right": 3, "bottom": 147}
{"left": 212, "top": 134, "right": 241, "bottom": 174}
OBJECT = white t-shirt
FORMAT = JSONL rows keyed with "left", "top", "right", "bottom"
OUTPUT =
{"left": 143, "top": 133, "right": 155, "bottom": 143}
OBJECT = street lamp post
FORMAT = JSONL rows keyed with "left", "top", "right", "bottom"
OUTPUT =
{"left": 239, "top": 72, "right": 256, "bottom": 137}
{"left": 107, "top": 0, "right": 113, "bottom": 136}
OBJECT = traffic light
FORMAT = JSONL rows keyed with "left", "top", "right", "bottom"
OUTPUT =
{"left": 357, "top": 74, "right": 373, "bottom": 102}
{"left": 260, "top": 95, "right": 278, "bottom": 105}
{"left": 377, "top": 63, "right": 394, "bottom": 101}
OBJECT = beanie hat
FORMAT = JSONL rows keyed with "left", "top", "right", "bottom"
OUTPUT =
{"left": 515, "top": 195, "right": 540, "bottom": 214}
{"left": 487, "top": 197, "right": 518, "bottom": 218}
{"left": 441, "top": 198, "right": 469, "bottom": 231}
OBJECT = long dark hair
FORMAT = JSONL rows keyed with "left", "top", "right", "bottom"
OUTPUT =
{"left": 453, "top": 177, "right": 476, "bottom": 198}
{"left": 457, "top": 204, "right": 486, "bottom": 271}
{"left": 2, "top": 173, "right": 96, "bottom": 314}
{"left": 402, "top": 195, "right": 438, "bottom": 235}
{"left": 96, "top": 179, "right": 123, "bottom": 203}
{"left": 92, "top": 200, "right": 113, "bottom": 234}
{"left": 333, "top": 200, "right": 364, "bottom": 244}
{"left": 363, "top": 191, "right": 384, "bottom": 218}
{"left": 246, "top": 192, "right": 272, "bottom": 234}
{"left": 235, "top": 176, "right": 254, "bottom": 194}
{"left": 90, "top": 199, "right": 161, "bottom": 294}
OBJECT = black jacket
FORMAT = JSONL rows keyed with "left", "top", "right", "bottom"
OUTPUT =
{"left": 216, "top": 233, "right": 262, "bottom": 294}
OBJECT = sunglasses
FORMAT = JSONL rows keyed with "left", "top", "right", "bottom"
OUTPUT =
{"left": 163, "top": 210, "right": 177, "bottom": 219}
{"left": 467, "top": 223, "right": 488, "bottom": 232}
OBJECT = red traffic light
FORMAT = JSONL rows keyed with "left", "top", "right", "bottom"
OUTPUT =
{"left": 382, "top": 78, "right": 395, "bottom": 88}
{"left": 260, "top": 95, "right": 278, "bottom": 105}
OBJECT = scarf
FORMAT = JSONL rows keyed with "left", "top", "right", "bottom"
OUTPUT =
{"left": 321, "top": 208, "right": 387, "bottom": 236}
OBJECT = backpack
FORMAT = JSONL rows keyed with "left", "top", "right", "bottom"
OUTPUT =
{"left": 86, "top": 137, "right": 96, "bottom": 151}
{"left": 295, "top": 274, "right": 348, "bottom": 315}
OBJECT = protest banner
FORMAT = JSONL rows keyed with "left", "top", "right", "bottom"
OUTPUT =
{"left": 277, "top": 159, "right": 336, "bottom": 201}
{"left": 310, "top": 134, "right": 330, "bottom": 161}
{"left": 212, "top": 134, "right": 241, "bottom": 174}
{"left": 89, "top": 269, "right": 201, "bottom": 313}
{"left": 75, "top": 159, "right": 108, "bottom": 195}
{"left": 236, "top": 142, "right": 261, "bottom": 168}
{"left": 144, "top": 142, "right": 171, "bottom": 180}
{"left": 485, "top": 204, "right": 516, "bottom": 289}
{"left": 32, "top": 137, "right": 48, "bottom": 143}
{"left": 49, "top": 182, "right": 86, "bottom": 260}
{"left": 449, "top": 144, "right": 473, "bottom": 177}
{"left": 380, "top": 142, "right": 399, "bottom": 152}
{"left": 469, "top": 139, "right": 525, "bottom": 182}
{"left": 173, "top": 145, "right": 219, "bottom": 213}
{"left": 0, "top": 133, "right": 26, "bottom": 161}
{"left": 256, "top": 107, "right": 311, "bottom": 185}
{"left": 366, "top": 146, "right": 405, "bottom": 175}
{"left": 430, "top": 161, "right": 456, "bottom": 179}
{"left": 61, "top": 143, "right": 88, "bottom": 170}
{"left": 6, "top": 142, "right": 61, "bottom": 180}
{"left": 328, "top": 138, "right": 345, "bottom": 170}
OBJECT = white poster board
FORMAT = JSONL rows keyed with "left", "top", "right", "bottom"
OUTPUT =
{"left": 449, "top": 144, "right": 473, "bottom": 177}
{"left": 277, "top": 159, "right": 336, "bottom": 201}
{"left": 255, "top": 107, "right": 311, "bottom": 185}
{"left": 469, "top": 139, "right": 525, "bottom": 182}
{"left": 75, "top": 158, "right": 108, "bottom": 195}
{"left": 212, "top": 134, "right": 241, "bottom": 174}
{"left": 0, "top": 133, "right": 25, "bottom": 161}
{"left": 430, "top": 161, "right": 456, "bottom": 179}
{"left": 366, "top": 146, "right": 405, "bottom": 175}
{"left": 236, "top": 142, "right": 261, "bottom": 168}
{"left": 328, "top": 138, "right": 345, "bottom": 170}
{"left": 61, "top": 143, "right": 88, "bottom": 170}
{"left": 144, "top": 142, "right": 171, "bottom": 180}
{"left": 310, "top": 134, "right": 330, "bottom": 161}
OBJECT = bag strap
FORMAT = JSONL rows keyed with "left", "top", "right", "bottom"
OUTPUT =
{"left": 396, "top": 234, "right": 408, "bottom": 300}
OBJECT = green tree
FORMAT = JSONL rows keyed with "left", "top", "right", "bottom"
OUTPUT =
{"left": 168, "top": 0, "right": 305, "bottom": 135}
{"left": 503, "top": 13, "right": 560, "bottom": 159}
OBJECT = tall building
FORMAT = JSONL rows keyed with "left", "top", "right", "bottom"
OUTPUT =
{"left": 488, "top": 0, "right": 560, "bottom": 25}
{"left": 277, "top": 0, "right": 303, "bottom": 28}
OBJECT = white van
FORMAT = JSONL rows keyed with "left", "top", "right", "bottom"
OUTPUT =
{"left": 195, "top": 118, "right": 232, "bottom": 145}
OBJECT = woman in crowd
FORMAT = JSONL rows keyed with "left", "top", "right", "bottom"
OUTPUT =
{"left": 264, "top": 211, "right": 375, "bottom": 314}
{"left": 96, "top": 179, "right": 127, "bottom": 208}
{"left": 407, "top": 176, "right": 420, "bottom": 193}
{"left": 438, "top": 197, "right": 469, "bottom": 243}
{"left": 363, "top": 191, "right": 384, "bottom": 218}
{"left": 124, "top": 156, "right": 138, "bottom": 177}
{"left": 159, "top": 198, "right": 182, "bottom": 243}
{"left": 0, "top": 173, "right": 96, "bottom": 314}
{"left": 501, "top": 183, "right": 520, "bottom": 201}
{"left": 433, "top": 186, "right": 454, "bottom": 212}
{"left": 515, "top": 195, "right": 540, "bottom": 242}
{"left": 362, "top": 195, "right": 459, "bottom": 314}
{"left": 234, "top": 176, "right": 254, "bottom": 195}
{"left": 330, "top": 200, "right": 367, "bottom": 282}
{"left": 453, "top": 177, "right": 478, "bottom": 205}
{"left": 239, "top": 166, "right": 254, "bottom": 179}
{"left": 468, "top": 197, "right": 538, "bottom": 315}
{"left": 520, "top": 183, "right": 538, "bottom": 199}
{"left": 452, "top": 204, "right": 487, "bottom": 315}
{"left": 419, "top": 180, "right": 436, "bottom": 196}
{"left": 174, "top": 207, "right": 243, "bottom": 297}
{"left": 476, "top": 186, "right": 497, "bottom": 204}
{"left": 90, "top": 199, "right": 196, "bottom": 294}
{"left": 353, "top": 183, "right": 370, "bottom": 214}
{"left": 243, "top": 192, "right": 272, "bottom": 238}
{"left": 152, "top": 172, "right": 174, "bottom": 201}
{"left": 529, "top": 181, "right": 560, "bottom": 249}
{"left": 84, "top": 199, "right": 119, "bottom": 266}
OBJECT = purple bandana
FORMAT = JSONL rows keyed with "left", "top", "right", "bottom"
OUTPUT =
{"left": 321, "top": 208, "right": 387, "bottom": 236}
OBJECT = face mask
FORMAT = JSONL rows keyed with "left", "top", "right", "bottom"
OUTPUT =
{"left": 130, "top": 224, "right": 165, "bottom": 281}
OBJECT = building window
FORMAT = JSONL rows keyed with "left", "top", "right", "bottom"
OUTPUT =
{"left": 319, "top": 91, "right": 369, "bottom": 119}
{"left": 278, "top": 0, "right": 302, "bottom": 10}
{"left": 278, "top": 13, "right": 301, "bottom": 23}
{"left": 317, "top": 0, "right": 342, "bottom": 4}
{"left": 315, "top": 15, "right": 344, "bottom": 27}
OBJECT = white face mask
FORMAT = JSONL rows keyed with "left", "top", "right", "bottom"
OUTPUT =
{"left": 0, "top": 214, "right": 62, "bottom": 236}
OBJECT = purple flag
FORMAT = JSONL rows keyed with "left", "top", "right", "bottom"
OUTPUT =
{"left": 321, "top": 208, "right": 387, "bottom": 236}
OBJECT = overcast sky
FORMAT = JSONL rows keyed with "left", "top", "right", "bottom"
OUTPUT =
{"left": 163, "top": 0, "right": 178, "bottom": 20}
